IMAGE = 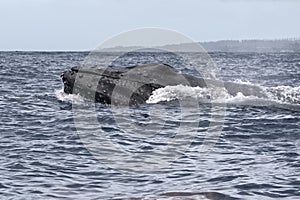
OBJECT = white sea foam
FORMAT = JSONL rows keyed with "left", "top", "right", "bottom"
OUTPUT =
{"left": 146, "top": 84, "right": 231, "bottom": 104}
{"left": 265, "top": 85, "right": 300, "bottom": 104}
{"left": 54, "top": 88, "right": 84, "bottom": 103}
{"left": 232, "top": 79, "right": 255, "bottom": 85}
{"left": 146, "top": 83, "right": 300, "bottom": 107}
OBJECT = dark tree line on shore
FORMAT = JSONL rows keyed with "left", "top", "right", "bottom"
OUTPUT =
{"left": 201, "top": 39, "right": 300, "bottom": 52}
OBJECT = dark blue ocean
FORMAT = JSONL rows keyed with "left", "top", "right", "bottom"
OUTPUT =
{"left": 1, "top": 51, "right": 300, "bottom": 199}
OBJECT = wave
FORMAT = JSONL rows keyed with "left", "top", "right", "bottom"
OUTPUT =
{"left": 147, "top": 83, "right": 300, "bottom": 111}
{"left": 54, "top": 88, "right": 84, "bottom": 103}
{"left": 265, "top": 86, "right": 300, "bottom": 104}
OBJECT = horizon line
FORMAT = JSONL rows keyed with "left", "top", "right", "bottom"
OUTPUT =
{"left": 1, "top": 37, "right": 300, "bottom": 52}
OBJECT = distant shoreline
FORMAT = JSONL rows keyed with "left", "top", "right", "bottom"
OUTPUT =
{"left": 201, "top": 39, "right": 300, "bottom": 52}
{"left": 1, "top": 39, "right": 300, "bottom": 52}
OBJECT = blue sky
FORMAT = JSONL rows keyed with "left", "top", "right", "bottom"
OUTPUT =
{"left": 0, "top": 0, "right": 299, "bottom": 51}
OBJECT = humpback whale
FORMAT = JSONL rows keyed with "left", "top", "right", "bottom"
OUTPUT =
{"left": 61, "top": 63, "right": 267, "bottom": 105}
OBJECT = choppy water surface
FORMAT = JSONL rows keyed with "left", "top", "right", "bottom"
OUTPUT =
{"left": 1, "top": 51, "right": 300, "bottom": 199}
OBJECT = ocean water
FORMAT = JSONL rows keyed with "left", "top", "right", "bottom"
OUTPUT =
{"left": 1, "top": 51, "right": 300, "bottom": 199}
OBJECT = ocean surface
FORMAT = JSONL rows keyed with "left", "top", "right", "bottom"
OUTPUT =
{"left": 1, "top": 51, "right": 300, "bottom": 199}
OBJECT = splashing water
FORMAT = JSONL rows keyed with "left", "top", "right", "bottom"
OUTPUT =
{"left": 146, "top": 84, "right": 231, "bottom": 104}
{"left": 265, "top": 86, "right": 300, "bottom": 104}
{"left": 146, "top": 83, "right": 300, "bottom": 108}
{"left": 54, "top": 88, "right": 84, "bottom": 103}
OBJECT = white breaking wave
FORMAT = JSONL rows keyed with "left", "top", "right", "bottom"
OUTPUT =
{"left": 146, "top": 84, "right": 300, "bottom": 106}
{"left": 146, "top": 84, "right": 232, "bottom": 104}
{"left": 232, "top": 79, "right": 255, "bottom": 85}
{"left": 265, "top": 85, "right": 300, "bottom": 104}
{"left": 54, "top": 88, "right": 84, "bottom": 103}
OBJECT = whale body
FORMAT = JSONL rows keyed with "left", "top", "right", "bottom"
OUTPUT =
{"left": 61, "top": 63, "right": 267, "bottom": 105}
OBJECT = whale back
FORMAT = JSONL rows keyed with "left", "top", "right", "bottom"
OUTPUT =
{"left": 61, "top": 63, "right": 267, "bottom": 105}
